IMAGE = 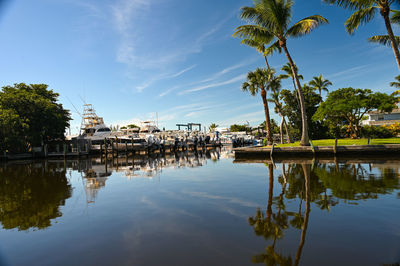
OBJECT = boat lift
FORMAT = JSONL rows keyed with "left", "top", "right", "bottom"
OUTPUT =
{"left": 176, "top": 123, "right": 201, "bottom": 132}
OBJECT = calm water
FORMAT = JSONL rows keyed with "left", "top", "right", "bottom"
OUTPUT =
{"left": 0, "top": 148, "right": 399, "bottom": 266}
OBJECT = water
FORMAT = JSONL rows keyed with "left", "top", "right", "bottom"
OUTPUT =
{"left": 0, "top": 148, "right": 399, "bottom": 266}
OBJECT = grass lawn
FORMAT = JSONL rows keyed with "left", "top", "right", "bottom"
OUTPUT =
{"left": 271, "top": 138, "right": 400, "bottom": 147}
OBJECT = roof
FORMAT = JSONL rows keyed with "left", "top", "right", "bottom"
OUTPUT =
{"left": 368, "top": 108, "right": 400, "bottom": 115}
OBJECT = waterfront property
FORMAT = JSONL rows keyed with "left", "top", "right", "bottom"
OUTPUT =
{"left": 362, "top": 108, "right": 400, "bottom": 126}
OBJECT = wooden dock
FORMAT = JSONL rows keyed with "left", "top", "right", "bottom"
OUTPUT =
{"left": 0, "top": 138, "right": 223, "bottom": 161}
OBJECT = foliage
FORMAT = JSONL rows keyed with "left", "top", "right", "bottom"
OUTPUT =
{"left": 0, "top": 83, "right": 71, "bottom": 152}
{"left": 361, "top": 125, "right": 394, "bottom": 138}
{"left": 383, "top": 122, "right": 400, "bottom": 136}
{"left": 324, "top": 0, "right": 400, "bottom": 69}
{"left": 0, "top": 162, "right": 72, "bottom": 231}
{"left": 234, "top": 0, "right": 328, "bottom": 146}
{"left": 242, "top": 67, "right": 277, "bottom": 142}
{"left": 209, "top": 123, "right": 219, "bottom": 132}
{"left": 230, "top": 124, "right": 249, "bottom": 132}
{"left": 309, "top": 74, "right": 332, "bottom": 95}
{"left": 260, "top": 119, "right": 280, "bottom": 134}
{"left": 314, "top": 88, "right": 397, "bottom": 138}
{"left": 281, "top": 85, "right": 328, "bottom": 140}
{"left": 390, "top": 75, "right": 400, "bottom": 89}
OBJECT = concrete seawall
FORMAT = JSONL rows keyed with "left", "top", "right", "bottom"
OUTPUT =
{"left": 234, "top": 144, "right": 400, "bottom": 160}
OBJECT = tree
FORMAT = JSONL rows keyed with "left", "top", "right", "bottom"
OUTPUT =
{"left": 209, "top": 123, "right": 219, "bottom": 132}
{"left": 0, "top": 83, "right": 71, "bottom": 152}
{"left": 314, "top": 88, "right": 397, "bottom": 138}
{"left": 268, "top": 83, "right": 292, "bottom": 143}
{"left": 242, "top": 68, "right": 276, "bottom": 143}
{"left": 230, "top": 124, "right": 248, "bottom": 132}
{"left": 324, "top": 0, "right": 400, "bottom": 70}
{"left": 309, "top": 75, "right": 332, "bottom": 96}
{"left": 281, "top": 86, "right": 328, "bottom": 140}
{"left": 234, "top": 0, "right": 329, "bottom": 146}
{"left": 279, "top": 62, "right": 304, "bottom": 93}
{"left": 390, "top": 75, "right": 400, "bottom": 88}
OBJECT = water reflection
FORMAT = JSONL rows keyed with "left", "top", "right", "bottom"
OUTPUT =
{"left": 0, "top": 149, "right": 229, "bottom": 229}
{"left": 75, "top": 149, "right": 227, "bottom": 203}
{"left": 0, "top": 161, "right": 72, "bottom": 231}
{"left": 249, "top": 161, "right": 400, "bottom": 265}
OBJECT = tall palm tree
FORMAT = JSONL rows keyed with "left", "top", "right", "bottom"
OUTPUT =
{"left": 242, "top": 68, "right": 275, "bottom": 144}
{"left": 324, "top": 0, "right": 400, "bottom": 70}
{"left": 234, "top": 0, "right": 328, "bottom": 146}
{"left": 309, "top": 74, "right": 333, "bottom": 96}
{"left": 268, "top": 85, "right": 292, "bottom": 144}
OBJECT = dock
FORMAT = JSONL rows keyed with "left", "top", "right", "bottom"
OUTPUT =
{"left": 0, "top": 138, "right": 223, "bottom": 161}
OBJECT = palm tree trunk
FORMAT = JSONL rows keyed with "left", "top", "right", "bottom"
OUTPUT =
{"left": 294, "top": 164, "right": 311, "bottom": 266}
{"left": 280, "top": 115, "right": 284, "bottom": 144}
{"left": 261, "top": 89, "right": 273, "bottom": 144}
{"left": 381, "top": 5, "right": 400, "bottom": 70}
{"left": 283, "top": 117, "right": 292, "bottom": 143}
{"left": 281, "top": 43, "right": 310, "bottom": 146}
{"left": 264, "top": 55, "right": 270, "bottom": 70}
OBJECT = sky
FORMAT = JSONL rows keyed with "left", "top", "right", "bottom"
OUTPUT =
{"left": 0, "top": 0, "right": 399, "bottom": 133}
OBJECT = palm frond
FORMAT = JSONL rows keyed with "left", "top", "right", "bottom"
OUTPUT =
{"left": 390, "top": 10, "right": 400, "bottom": 24}
{"left": 233, "top": 25, "right": 274, "bottom": 43}
{"left": 265, "top": 40, "right": 282, "bottom": 56}
{"left": 368, "top": 35, "right": 400, "bottom": 46}
{"left": 345, "top": 6, "right": 377, "bottom": 34}
{"left": 322, "top": 0, "right": 375, "bottom": 10}
{"left": 286, "top": 15, "right": 329, "bottom": 38}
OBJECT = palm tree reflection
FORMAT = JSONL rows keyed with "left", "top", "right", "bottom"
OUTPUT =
{"left": 248, "top": 161, "right": 400, "bottom": 265}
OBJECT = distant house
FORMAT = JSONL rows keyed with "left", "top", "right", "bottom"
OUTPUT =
{"left": 362, "top": 108, "right": 400, "bottom": 126}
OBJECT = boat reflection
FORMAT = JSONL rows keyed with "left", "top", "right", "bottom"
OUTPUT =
{"left": 249, "top": 161, "right": 400, "bottom": 265}
{"left": 67, "top": 148, "right": 227, "bottom": 203}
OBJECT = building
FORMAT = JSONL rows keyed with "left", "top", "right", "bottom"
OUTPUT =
{"left": 362, "top": 108, "right": 400, "bottom": 126}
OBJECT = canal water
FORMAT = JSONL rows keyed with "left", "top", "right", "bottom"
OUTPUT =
{"left": 0, "top": 148, "right": 399, "bottom": 266}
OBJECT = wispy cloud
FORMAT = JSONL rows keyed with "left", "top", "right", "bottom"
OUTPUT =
{"left": 179, "top": 74, "right": 246, "bottom": 95}
{"left": 167, "top": 65, "right": 196, "bottom": 78}
{"left": 199, "top": 58, "right": 257, "bottom": 83}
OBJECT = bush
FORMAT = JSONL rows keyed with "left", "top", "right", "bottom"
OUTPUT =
{"left": 361, "top": 125, "right": 394, "bottom": 138}
{"left": 383, "top": 122, "right": 400, "bottom": 136}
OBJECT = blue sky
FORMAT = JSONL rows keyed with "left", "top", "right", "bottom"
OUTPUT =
{"left": 0, "top": 0, "right": 399, "bottom": 133}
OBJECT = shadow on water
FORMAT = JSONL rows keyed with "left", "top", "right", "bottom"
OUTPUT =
{"left": 249, "top": 161, "right": 400, "bottom": 266}
{"left": 0, "top": 148, "right": 229, "bottom": 230}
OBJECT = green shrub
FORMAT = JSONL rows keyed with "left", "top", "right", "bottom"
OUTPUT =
{"left": 361, "top": 126, "right": 394, "bottom": 138}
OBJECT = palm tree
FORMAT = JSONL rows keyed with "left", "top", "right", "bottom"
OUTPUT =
{"left": 239, "top": 38, "right": 275, "bottom": 69}
{"left": 309, "top": 74, "right": 333, "bottom": 96}
{"left": 369, "top": 10, "right": 400, "bottom": 48}
{"left": 324, "top": 0, "right": 400, "bottom": 70}
{"left": 209, "top": 123, "right": 219, "bottom": 132}
{"left": 234, "top": 0, "right": 328, "bottom": 146}
{"left": 390, "top": 75, "right": 400, "bottom": 88}
{"left": 268, "top": 84, "right": 292, "bottom": 144}
{"left": 242, "top": 68, "right": 275, "bottom": 144}
{"left": 279, "top": 62, "right": 304, "bottom": 92}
